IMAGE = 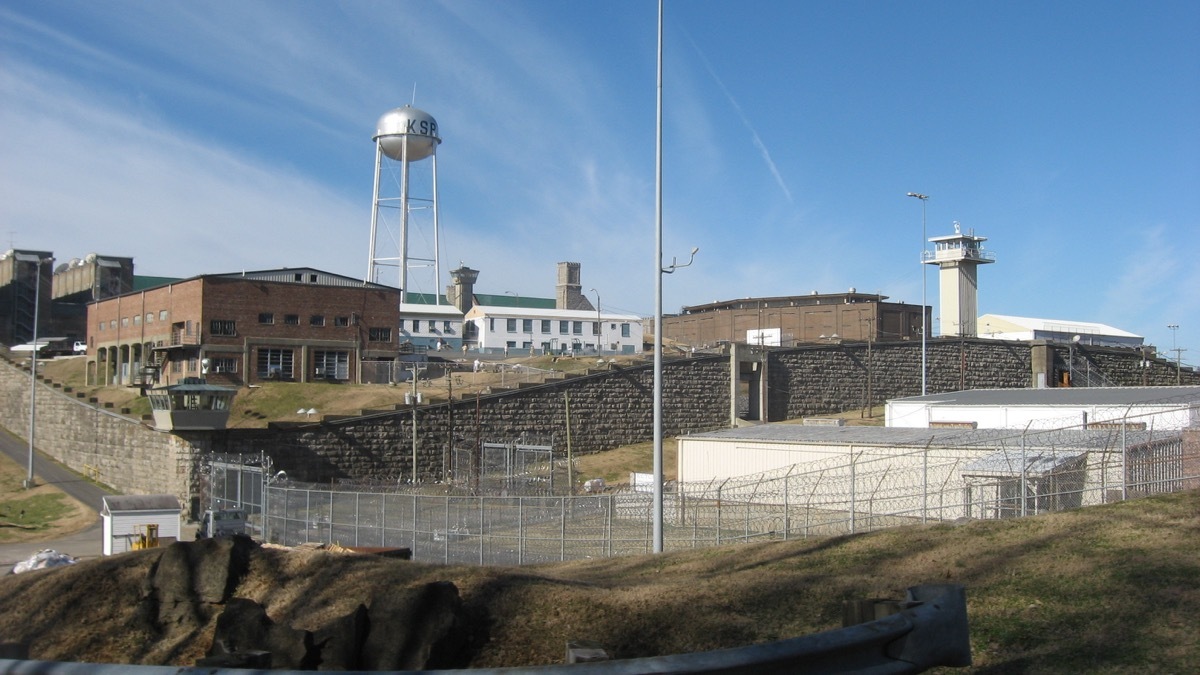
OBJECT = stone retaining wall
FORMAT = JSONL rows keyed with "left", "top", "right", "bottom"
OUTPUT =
{"left": 1, "top": 339, "right": 1192, "bottom": 509}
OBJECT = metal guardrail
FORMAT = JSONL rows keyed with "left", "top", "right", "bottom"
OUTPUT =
{"left": 0, "top": 585, "right": 969, "bottom": 674}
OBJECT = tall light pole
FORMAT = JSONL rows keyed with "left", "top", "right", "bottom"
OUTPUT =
{"left": 26, "top": 256, "right": 54, "bottom": 489}
{"left": 653, "top": 0, "right": 665, "bottom": 554}
{"left": 652, "top": 0, "right": 700, "bottom": 554}
{"left": 590, "top": 288, "right": 602, "bottom": 353}
{"left": 1168, "top": 324, "right": 1181, "bottom": 385}
{"left": 907, "top": 192, "right": 930, "bottom": 395}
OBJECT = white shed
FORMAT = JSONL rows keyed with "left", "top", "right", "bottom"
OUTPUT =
{"left": 101, "top": 495, "right": 182, "bottom": 556}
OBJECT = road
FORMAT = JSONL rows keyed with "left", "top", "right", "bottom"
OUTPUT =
{"left": 0, "top": 426, "right": 111, "bottom": 569}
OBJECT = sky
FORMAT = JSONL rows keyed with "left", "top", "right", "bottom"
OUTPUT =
{"left": 1, "top": 0, "right": 1197, "bottom": 363}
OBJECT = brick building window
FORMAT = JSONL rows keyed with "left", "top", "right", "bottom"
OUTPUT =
{"left": 210, "top": 357, "right": 237, "bottom": 374}
{"left": 159, "top": 310, "right": 169, "bottom": 321}
{"left": 310, "top": 315, "right": 325, "bottom": 327}
{"left": 314, "top": 351, "right": 349, "bottom": 380}
{"left": 368, "top": 327, "right": 391, "bottom": 342}
{"left": 335, "top": 316, "right": 350, "bottom": 327}
{"left": 257, "top": 348, "right": 294, "bottom": 379}
{"left": 284, "top": 314, "right": 299, "bottom": 325}
{"left": 258, "top": 313, "right": 274, "bottom": 325}
{"left": 210, "top": 320, "right": 236, "bottom": 337}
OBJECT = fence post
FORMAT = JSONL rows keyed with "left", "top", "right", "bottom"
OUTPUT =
{"left": 607, "top": 494, "right": 613, "bottom": 558}
{"left": 849, "top": 450, "right": 857, "bottom": 535}
{"left": 518, "top": 497, "right": 525, "bottom": 565}
{"left": 479, "top": 495, "right": 485, "bottom": 566}
{"left": 560, "top": 497, "right": 567, "bottom": 561}
{"left": 1020, "top": 430, "right": 1028, "bottom": 518}
{"left": 1121, "top": 420, "right": 1128, "bottom": 501}
{"left": 922, "top": 443, "right": 930, "bottom": 523}
{"left": 304, "top": 489, "right": 311, "bottom": 544}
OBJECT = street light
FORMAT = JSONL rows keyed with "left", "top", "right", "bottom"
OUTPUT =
{"left": 1171, "top": 321, "right": 1180, "bottom": 381}
{"left": 907, "top": 192, "right": 930, "bottom": 396}
{"left": 26, "top": 256, "right": 54, "bottom": 489}
{"left": 590, "top": 288, "right": 602, "bottom": 353}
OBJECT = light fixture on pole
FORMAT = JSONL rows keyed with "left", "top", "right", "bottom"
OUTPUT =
{"left": 1168, "top": 324, "right": 1181, "bottom": 385}
{"left": 907, "top": 192, "right": 930, "bottom": 396}
{"left": 590, "top": 288, "right": 602, "bottom": 353}
{"left": 26, "top": 256, "right": 54, "bottom": 489}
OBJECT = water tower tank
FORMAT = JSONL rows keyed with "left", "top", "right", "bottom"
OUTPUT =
{"left": 374, "top": 105, "right": 441, "bottom": 162}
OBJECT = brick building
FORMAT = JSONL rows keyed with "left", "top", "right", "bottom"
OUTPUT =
{"left": 658, "top": 291, "right": 928, "bottom": 349}
{"left": 85, "top": 268, "right": 401, "bottom": 386}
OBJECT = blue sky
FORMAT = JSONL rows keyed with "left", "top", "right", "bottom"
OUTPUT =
{"left": 2, "top": 1, "right": 1196, "bottom": 362}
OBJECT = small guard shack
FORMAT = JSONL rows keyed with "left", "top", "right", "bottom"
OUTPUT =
{"left": 101, "top": 494, "right": 182, "bottom": 556}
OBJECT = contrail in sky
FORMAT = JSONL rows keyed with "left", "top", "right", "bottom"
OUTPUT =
{"left": 682, "top": 28, "right": 794, "bottom": 204}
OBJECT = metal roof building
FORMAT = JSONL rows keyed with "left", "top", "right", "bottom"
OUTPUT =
{"left": 885, "top": 386, "right": 1200, "bottom": 430}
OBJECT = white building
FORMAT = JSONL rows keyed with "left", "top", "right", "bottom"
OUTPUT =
{"left": 675, "top": 423, "right": 1192, "bottom": 524}
{"left": 464, "top": 305, "right": 642, "bottom": 355}
{"left": 399, "top": 301, "right": 466, "bottom": 352}
{"left": 101, "top": 494, "right": 182, "bottom": 555}
{"left": 885, "top": 386, "right": 1200, "bottom": 431}
{"left": 977, "top": 314, "right": 1143, "bottom": 348}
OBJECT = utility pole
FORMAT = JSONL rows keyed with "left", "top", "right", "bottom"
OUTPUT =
{"left": 408, "top": 363, "right": 425, "bottom": 483}
{"left": 1168, "top": 324, "right": 1184, "bottom": 385}
{"left": 906, "top": 192, "right": 930, "bottom": 395}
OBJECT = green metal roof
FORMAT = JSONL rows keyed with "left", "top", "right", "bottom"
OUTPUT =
{"left": 474, "top": 293, "right": 556, "bottom": 309}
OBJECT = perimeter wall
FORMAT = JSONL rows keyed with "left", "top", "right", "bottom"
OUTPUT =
{"left": 0, "top": 339, "right": 1193, "bottom": 511}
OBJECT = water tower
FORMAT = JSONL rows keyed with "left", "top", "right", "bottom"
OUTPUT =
{"left": 366, "top": 105, "right": 442, "bottom": 302}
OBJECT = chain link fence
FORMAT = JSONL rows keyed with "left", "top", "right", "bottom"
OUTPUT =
{"left": 212, "top": 416, "right": 1198, "bottom": 565}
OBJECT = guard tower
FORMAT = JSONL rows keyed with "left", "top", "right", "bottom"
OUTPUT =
{"left": 924, "top": 222, "right": 995, "bottom": 337}
{"left": 366, "top": 105, "right": 442, "bottom": 303}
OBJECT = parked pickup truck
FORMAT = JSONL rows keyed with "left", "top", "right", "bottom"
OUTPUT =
{"left": 197, "top": 508, "right": 247, "bottom": 539}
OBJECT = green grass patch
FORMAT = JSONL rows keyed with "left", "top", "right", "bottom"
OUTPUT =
{"left": 0, "top": 492, "right": 75, "bottom": 541}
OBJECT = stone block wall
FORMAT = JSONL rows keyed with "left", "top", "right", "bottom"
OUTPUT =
{"left": 0, "top": 354, "right": 202, "bottom": 508}
{"left": 218, "top": 356, "right": 732, "bottom": 483}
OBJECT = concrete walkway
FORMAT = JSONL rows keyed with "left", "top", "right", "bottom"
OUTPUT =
{"left": 0, "top": 426, "right": 112, "bottom": 569}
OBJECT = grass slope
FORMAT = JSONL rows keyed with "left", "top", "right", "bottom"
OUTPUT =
{"left": 0, "top": 490, "right": 1196, "bottom": 672}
